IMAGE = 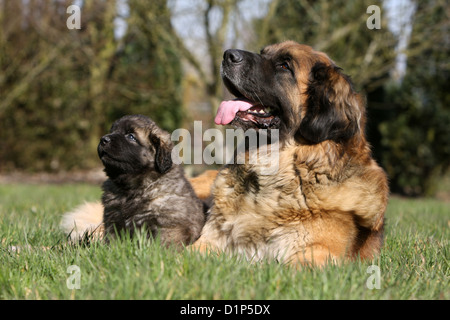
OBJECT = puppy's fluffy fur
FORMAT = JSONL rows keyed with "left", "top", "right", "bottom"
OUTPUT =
{"left": 62, "top": 115, "right": 205, "bottom": 246}
{"left": 60, "top": 201, "right": 104, "bottom": 241}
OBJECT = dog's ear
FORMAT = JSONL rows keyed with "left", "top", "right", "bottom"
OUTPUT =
{"left": 149, "top": 133, "right": 173, "bottom": 174}
{"left": 298, "top": 62, "right": 362, "bottom": 144}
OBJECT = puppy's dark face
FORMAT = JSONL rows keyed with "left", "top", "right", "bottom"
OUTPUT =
{"left": 98, "top": 115, "right": 173, "bottom": 179}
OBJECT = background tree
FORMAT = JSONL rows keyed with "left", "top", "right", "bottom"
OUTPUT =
{"left": 169, "top": 0, "right": 244, "bottom": 122}
{"left": 372, "top": 0, "right": 450, "bottom": 196}
{"left": 252, "top": 0, "right": 397, "bottom": 92}
{"left": 0, "top": 0, "right": 183, "bottom": 172}
{"left": 0, "top": 0, "right": 97, "bottom": 171}
{"left": 0, "top": 0, "right": 447, "bottom": 196}
{"left": 107, "top": 0, "right": 184, "bottom": 131}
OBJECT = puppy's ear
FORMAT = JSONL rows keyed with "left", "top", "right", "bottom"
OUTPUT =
{"left": 149, "top": 133, "right": 173, "bottom": 174}
{"left": 298, "top": 62, "right": 362, "bottom": 144}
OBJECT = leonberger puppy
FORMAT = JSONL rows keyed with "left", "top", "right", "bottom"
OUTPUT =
{"left": 191, "top": 41, "right": 389, "bottom": 267}
{"left": 63, "top": 115, "right": 205, "bottom": 247}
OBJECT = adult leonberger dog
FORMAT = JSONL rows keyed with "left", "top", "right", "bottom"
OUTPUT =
{"left": 191, "top": 41, "right": 389, "bottom": 267}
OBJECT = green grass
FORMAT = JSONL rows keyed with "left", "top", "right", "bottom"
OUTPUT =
{"left": 0, "top": 184, "right": 448, "bottom": 300}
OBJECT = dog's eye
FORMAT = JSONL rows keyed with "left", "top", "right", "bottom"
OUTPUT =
{"left": 126, "top": 133, "right": 137, "bottom": 142}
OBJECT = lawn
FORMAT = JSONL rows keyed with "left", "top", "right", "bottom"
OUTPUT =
{"left": 0, "top": 184, "right": 448, "bottom": 300}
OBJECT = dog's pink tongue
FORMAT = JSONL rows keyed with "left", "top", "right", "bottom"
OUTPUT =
{"left": 215, "top": 99, "right": 254, "bottom": 125}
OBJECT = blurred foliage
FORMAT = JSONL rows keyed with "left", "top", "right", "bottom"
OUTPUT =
{"left": 109, "top": 0, "right": 184, "bottom": 130}
{"left": 370, "top": 0, "right": 450, "bottom": 196}
{"left": 0, "top": 0, "right": 183, "bottom": 172}
{"left": 252, "top": 0, "right": 397, "bottom": 92}
{"left": 0, "top": 0, "right": 448, "bottom": 196}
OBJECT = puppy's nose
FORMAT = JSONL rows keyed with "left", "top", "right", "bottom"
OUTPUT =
{"left": 224, "top": 49, "right": 243, "bottom": 64}
{"left": 100, "top": 135, "right": 111, "bottom": 146}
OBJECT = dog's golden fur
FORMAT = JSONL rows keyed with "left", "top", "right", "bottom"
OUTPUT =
{"left": 191, "top": 41, "right": 389, "bottom": 267}
{"left": 189, "top": 170, "right": 218, "bottom": 200}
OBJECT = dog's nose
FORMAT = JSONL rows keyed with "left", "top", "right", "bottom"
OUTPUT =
{"left": 224, "top": 49, "right": 243, "bottom": 64}
{"left": 100, "top": 135, "right": 111, "bottom": 146}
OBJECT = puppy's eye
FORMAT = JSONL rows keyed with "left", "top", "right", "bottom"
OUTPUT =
{"left": 279, "top": 62, "right": 290, "bottom": 70}
{"left": 126, "top": 133, "right": 137, "bottom": 142}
